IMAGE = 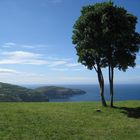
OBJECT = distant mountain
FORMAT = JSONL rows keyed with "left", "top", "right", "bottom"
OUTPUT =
{"left": 0, "top": 82, "right": 86, "bottom": 102}
{"left": 0, "top": 82, "right": 48, "bottom": 102}
{"left": 34, "top": 86, "right": 86, "bottom": 99}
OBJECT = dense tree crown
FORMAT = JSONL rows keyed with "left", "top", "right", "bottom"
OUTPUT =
{"left": 72, "top": 2, "right": 140, "bottom": 107}
{"left": 72, "top": 2, "right": 140, "bottom": 70}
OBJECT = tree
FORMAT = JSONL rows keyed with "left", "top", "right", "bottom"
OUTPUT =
{"left": 98, "top": 2, "right": 140, "bottom": 107}
{"left": 72, "top": 2, "right": 140, "bottom": 107}
{"left": 72, "top": 2, "right": 112, "bottom": 107}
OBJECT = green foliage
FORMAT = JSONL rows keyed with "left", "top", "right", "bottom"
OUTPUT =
{"left": 0, "top": 82, "right": 49, "bottom": 102}
{"left": 72, "top": 2, "right": 113, "bottom": 69}
{"left": 0, "top": 101, "right": 139, "bottom": 140}
{"left": 34, "top": 86, "right": 86, "bottom": 99}
{"left": 72, "top": 1, "right": 140, "bottom": 107}
{"left": 72, "top": 1, "right": 140, "bottom": 70}
{"left": 0, "top": 83, "right": 85, "bottom": 101}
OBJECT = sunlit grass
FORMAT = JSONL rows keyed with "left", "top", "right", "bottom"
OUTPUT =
{"left": 0, "top": 101, "right": 139, "bottom": 140}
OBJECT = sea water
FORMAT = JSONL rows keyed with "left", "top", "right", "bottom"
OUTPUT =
{"left": 24, "top": 84, "right": 140, "bottom": 102}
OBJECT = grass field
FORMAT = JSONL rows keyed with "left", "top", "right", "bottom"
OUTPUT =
{"left": 0, "top": 101, "right": 139, "bottom": 140}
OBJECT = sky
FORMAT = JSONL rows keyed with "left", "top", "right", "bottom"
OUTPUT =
{"left": 0, "top": 0, "right": 140, "bottom": 85}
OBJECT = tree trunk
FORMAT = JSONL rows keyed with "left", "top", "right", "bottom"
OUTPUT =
{"left": 109, "top": 64, "right": 114, "bottom": 107}
{"left": 96, "top": 64, "right": 107, "bottom": 107}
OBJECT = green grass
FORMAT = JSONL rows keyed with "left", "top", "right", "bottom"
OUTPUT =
{"left": 0, "top": 101, "right": 139, "bottom": 140}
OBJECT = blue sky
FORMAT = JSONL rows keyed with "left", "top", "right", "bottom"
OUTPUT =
{"left": 0, "top": 0, "right": 140, "bottom": 85}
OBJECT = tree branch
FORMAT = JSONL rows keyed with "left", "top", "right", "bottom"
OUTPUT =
{"left": 93, "top": 65, "right": 98, "bottom": 73}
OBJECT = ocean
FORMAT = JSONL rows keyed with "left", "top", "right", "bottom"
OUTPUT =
{"left": 24, "top": 84, "right": 140, "bottom": 102}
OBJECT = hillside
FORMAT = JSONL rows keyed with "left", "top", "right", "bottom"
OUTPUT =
{"left": 0, "top": 82, "right": 86, "bottom": 102}
{"left": 34, "top": 86, "right": 86, "bottom": 99}
{"left": 0, "top": 82, "right": 48, "bottom": 102}
{"left": 0, "top": 101, "right": 139, "bottom": 140}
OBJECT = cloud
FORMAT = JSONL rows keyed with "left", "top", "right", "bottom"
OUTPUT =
{"left": 0, "top": 51, "right": 74, "bottom": 67}
{"left": 0, "top": 43, "right": 83, "bottom": 69}
{"left": 0, "top": 68, "right": 19, "bottom": 74}
{"left": 0, "top": 58, "right": 48, "bottom": 65}
{"left": 20, "top": 45, "right": 35, "bottom": 49}
{"left": 25, "top": 60, "right": 49, "bottom": 65}
{"left": 52, "top": 68, "right": 69, "bottom": 71}
{"left": 0, "top": 51, "right": 84, "bottom": 71}
{"left": 48, "top": 60, "right": 83, "bottom": 68}
{"left": 1, "top": 42, "right": 48, "bottom": 50}
{"left": 2, "top": 51, "right": 41, "bottom": 59}
{"left": 3, "top": 42, "right": 16, "bottom": 47}
{"left": 0, "top": 60, "right": 20, "bottom": 65}
{"left": 48, "top": 60, "right": 67, "bottom": 67}
{"left": 47, "top": 57, "right": 71, "bottom": 61}
{"left": 66, "top": 63, "right": 81, "bottom": 67}
{"left": 0, "top": 69, "right": 45, "bottom": 77}
{"left": 52, "top": 68, "right": 83, "bottom": 71}
{"left": 0, "top": 51, "right": 48, "bottom": 65}
{"left": 0, "top": 69, "right": 48, "bottom": 84}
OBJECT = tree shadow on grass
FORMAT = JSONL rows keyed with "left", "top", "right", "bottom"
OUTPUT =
{"left": 114, "top": 106, "right": 140, "bottom": 119}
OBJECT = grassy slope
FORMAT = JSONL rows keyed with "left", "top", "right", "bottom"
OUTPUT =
{"left": 0, "top": 101, "right": 139, "bottom": 140}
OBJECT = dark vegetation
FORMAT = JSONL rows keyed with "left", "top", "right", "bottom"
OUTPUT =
{"left": 0, "top": 82, "right": 86, "bottom": 102}
{"left": 114, "top": 106, "right": 140, "bottom": 119}
{"left": 72, "top": 1, "right": 140, "bottom": 107}
{"left": 35, "top": 86, "right": 85, "bottom": 99}
{"left": 0, "top": 82, "right": 48, "bottom": 102}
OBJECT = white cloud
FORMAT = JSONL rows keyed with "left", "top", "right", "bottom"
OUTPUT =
{"left": 5, "top": 42, "right": 16, "bottom": 46}
{"left": 2, "top": 42, "right": 16, "bottom": 48}
{"left": 0, "top": 43, "right": 84, "bottom": 70}
{"left": 21, "top": 45, "right": 35, "bottom": 49}
{"left": 0, "top": 51, "right": 47, "bottom": 65}
{"left": 47, "top": 58, "right": 82, "bottom": 68}
{"left": 48, "top": 60, "right": 67, "bottom": 67}
{"left": 0, "top": 59, "right": 48, "bottom": 65}
{"left": 0, "top": 72, "right": 97, "bottom": 84}
{"left": 0, "top": 50, "right": 73, "bottom": 67}
{"left": 1, "top": 42, "right": 48, "bottom": 50}
{"left": 52, "top": 68, "right": 69, "bottom": 71}
{"left": 0, "top": 50, "right": 84, "bottom": 70}
{"left": 66, "top": 63, "right": 81, "bottom": 67}
{"left": 25, "top": 59, "right": 49, "bottom": 65}
{"left": 0, "top": 68, "right": 47, "bottom": 83}
{"left": 47, "top": 57, "right": 71, "bottom": 61}
{"left": 52, "top": 68, "right": 83, "bottom": 71}
{"left": 2, "top": 51, "right": 41, "bottom": 59}
{"left": 0, "top": 59, "right": 20, "bottom": 65}
{"left": 0, "top": 68, "right": 19, "bottom": 75}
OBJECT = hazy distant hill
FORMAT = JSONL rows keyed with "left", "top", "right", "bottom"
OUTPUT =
{"left": 0, "top": 82, "right": 48, "bottom": 102}
{"left": 0, "top": 82, "right": 86, "bottom": 102}
{"left": 34, "top": 86, "right": 86, "bottom": 99}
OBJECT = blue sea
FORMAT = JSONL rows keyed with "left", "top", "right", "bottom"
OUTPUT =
{"left": 24, "top": 84, "right": 140, "bottom": 102}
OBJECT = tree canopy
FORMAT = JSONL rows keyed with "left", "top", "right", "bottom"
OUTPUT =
{"left": 72, "top": 1, "right": 140, "bottom": 107}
